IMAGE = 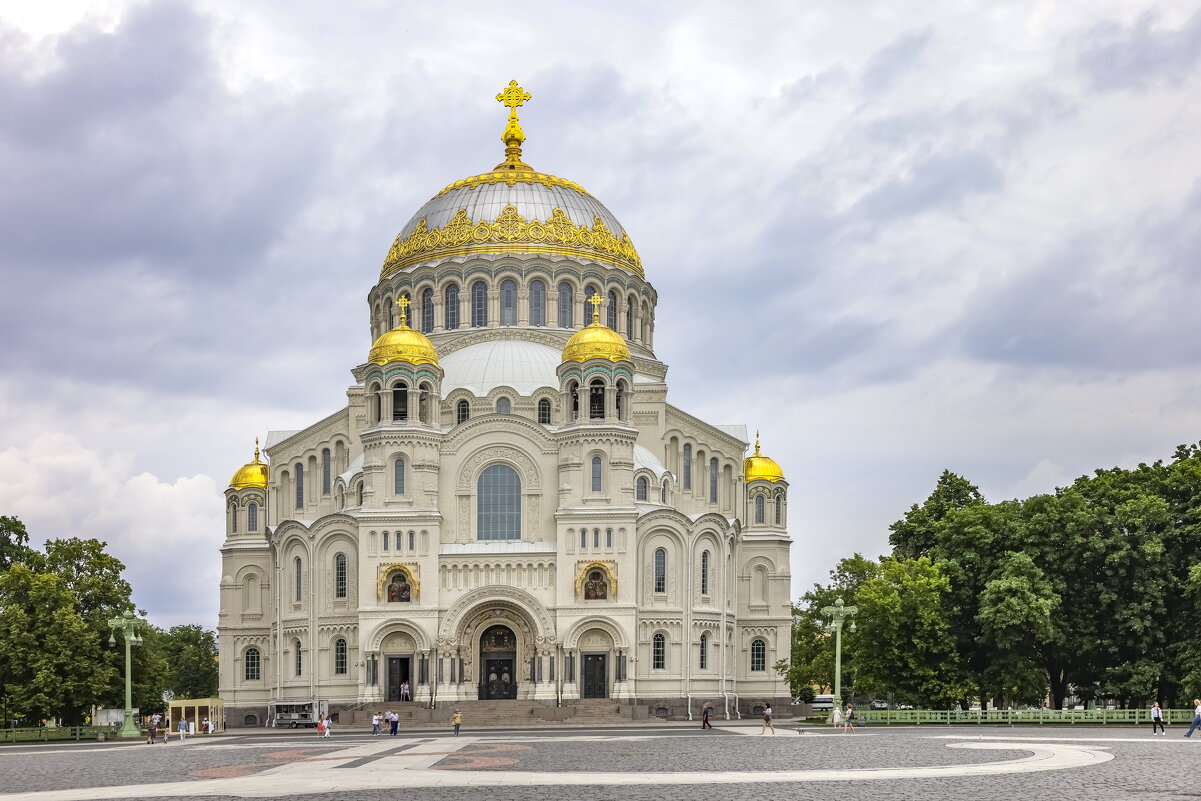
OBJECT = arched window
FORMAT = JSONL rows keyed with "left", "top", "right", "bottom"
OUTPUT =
{"left": 615, "top": 380, "right": 627, "bottom": 421}
{"left": 357, "top": 484, "right": 364, "bottom": 506}
{"left": 701, "top": 550, "right": 710, "bottom": 595}
{"left": 419, "top": 382, "right": 431, "bottom": 423}
{"left": 244, "top": 647, "right": 261, "bottom": 681}
{"left": 636, "top": 476, "right": 648, "bottom": 501}
{"left": 709, "top": 458, "right": 719, "bottom": 503}
{"left": 580, "top": 529, "right": 587, "bottom": 548}
{"left": 383, "top": 531, "right": 389, "bottom": 551}
{"left": 392, "top": 383, "right": 408, "bottom": 422}
{"left": 682, "top": 445, "right": 692, "bottom": 490}
{"left": 775, "top": 492, "right": 783, "bottom": 525}
{"left": 334, "top": 638, "right": 348, "bottom": 675}
{"left": 652, "top": 633, "right": 666, "bottom": 669}
{"left": 654, "top": 547, "right": 667, "bottom": 593}
{"left": 294, "top": 637, "right": 303, "bottom": 676}
{"left": 606, "top": 528, "right": 613, "bottom": 547}
{"left": 408, "top": 531, "right": 415, "bottom": 550}
{"left": 626, "top": 296, "right": 635, "bottom": 339}
{"left": 321, "top": 448, "right": 331, "bottom": 495}
{"left": 445, "top": 283, "right": 460, "bottom": 330}
{"left": 496, "top": 397, "right": 511, "bottom": 414}
{"left": 660, "top": 482, "right": 667, "bottom": 504}
{"left": 334, "top": 553, "right": 347, "bottom": 598}
{"left": 751, "top": 639, "right": 767, "bottom": 672}
{"left": 557, "top": 282, "right": 574, "bottom": 327}
{"left": 568, "top": 380, "right": 580, "bottom": 421}
{"left": 607, "top": 290, "right": 618, "bottom": 329}
{"left": 294, "top": 463, "right": 304, "bottom": 509}
{"left": 755, "top": 495, "right": 765, "bottom": 524}
{"left": 537, "top": 398, "right": 551, "bottom": 424}
{"left": 699, "top": 633, "right": 709, "bottom": 670}
{"left": 529, "top": 279, "right": 546, "bottom": 326}
{"left": 387, "top": 297, "right": 395, "bottom": 328}
{"left": 230, "top": 501, "right": 238, "bottom": 533}
{"left": 500, "top": 279, "right": 517, "bottom": 326}
{"left": 294, "top": 556, "right": 302, "bottom": 602}
{"left": 477, "top": 463, "right": 521, "bottom": 540}
{"left": 394, "top": 459, "right": 405, "bottom": 494}
{"left": 247, "top": 502, "right": 258, "bottom": 532}
{"left": 593, "top": 528, "right": 600, "bottom": 548}
{"left": 471, "top": 280, "right": 488, "bottom": 327}
{"left": 370, "top": 382, "right": 382, "bottom": 424}
{"left": 457, "top": 399, "right": 470, "bottom": 424}
{"left": 591, "top": 456, "right": 602, "bottom": 492}
{"left": 589, "top": 379, "right": 605, "bottom": 420}
{"left": 585, "top": 285, "right": 600, "bottom": 321}
{"left": 421, "top": 288, "right": 434, "bottom": 333}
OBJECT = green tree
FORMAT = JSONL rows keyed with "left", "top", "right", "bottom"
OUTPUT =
{"left": 889, "top": 470, "right": 985, "bottom": 560}
{"left": 0, "top": 516, "right": 35, "bottom": 570}
{"left": 162, "top": 625, "right": 219, "bottom": 699}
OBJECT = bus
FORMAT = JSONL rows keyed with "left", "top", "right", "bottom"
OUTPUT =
{"left": 270, "top": 700, "right": 327, "bottom": 728}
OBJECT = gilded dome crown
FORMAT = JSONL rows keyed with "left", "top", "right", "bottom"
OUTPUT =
{"left": 229, "top": 440, "right": 269, "bottom": 490}
{"left": 369, "top": 299, "right": 440, "bottom": 367}
{"left": 744, "top": 433, "right": 785, "bottom": 483}
{"left": 562, "top": 298, "right": 631, "bottom": 363}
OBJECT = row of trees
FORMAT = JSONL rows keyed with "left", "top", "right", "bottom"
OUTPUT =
{"left": 780, "top": 442, "right": 1201, "bottom": 709}
{"left": 0, "top": 516, "right": 218, "bottom": 726}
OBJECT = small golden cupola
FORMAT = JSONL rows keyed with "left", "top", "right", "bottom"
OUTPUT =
{"left": 744, "top": 432, "right": 785, "bottom": 483}
{"left": 229, "top": 439, "right": 269, "bottom": 490}
{"left": 562, "top": 295, "right": 631, "bottom": 363}
{"left": 369, "top": 297, "right": 440, "bottom": 367}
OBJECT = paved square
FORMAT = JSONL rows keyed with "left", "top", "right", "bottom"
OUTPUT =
{"left": 0, "top": 725, "right": 1196, "bottom": 800}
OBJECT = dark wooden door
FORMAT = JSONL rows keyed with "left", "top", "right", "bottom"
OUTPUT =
{"left": 386, "top": 657, "right": 410, "bottom": 702}
{"left": 481, "top": 658, "right": 516, "bottom": 699}
{"left": 582, "top": 654, "right": 608, "bottom": 698}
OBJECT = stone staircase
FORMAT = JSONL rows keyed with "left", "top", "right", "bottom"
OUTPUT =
{"left": 342, "top": 699, "right": 646, "bottom": 729}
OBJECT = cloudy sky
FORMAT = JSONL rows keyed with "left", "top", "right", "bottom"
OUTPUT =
{"left": 1, "top": 1, "right": 1199, "bottom": 629}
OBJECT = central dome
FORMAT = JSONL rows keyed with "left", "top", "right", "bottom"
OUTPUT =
{"left": 380, "top": 82, "right": 642, "bottom": 280}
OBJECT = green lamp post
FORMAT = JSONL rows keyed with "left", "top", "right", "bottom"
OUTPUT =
{"left": 107, "top": 610, "right": 143, "bottom": 738}
{"left": 821, "top": 596, "right": 857, "bottom": 718}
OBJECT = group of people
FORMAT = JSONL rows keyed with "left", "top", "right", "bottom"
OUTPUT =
{"left": 831, "top": 703, "right": 857, "bottom": 732}
{"left": 316, "top": 715, "right": 334, "bottom": 737}
{"left": 144, "top": 714, "right": 216, "bottom": 743}
{"left": 370, "top": 710, "right": 401, "bottom": 735}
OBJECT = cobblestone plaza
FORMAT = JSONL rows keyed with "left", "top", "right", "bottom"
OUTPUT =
{"left": 1, "top": 725, "right": 1197, "bottom": 801}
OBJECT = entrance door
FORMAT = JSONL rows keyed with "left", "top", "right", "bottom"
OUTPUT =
{"left": 582, "top": 654, "right": 608, "bottom": 698}
{"left": 386, "top": 656, "right": 411, "bottom": 702}
{"left": 478, "top": 624, "right": 518, "bottom": 699}
{"left": 482, "top": 658, "right": 517, "bottom": 699}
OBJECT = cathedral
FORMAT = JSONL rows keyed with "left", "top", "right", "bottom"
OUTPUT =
{"left": 217, "top": 82, "right": 792, "bottom": 725}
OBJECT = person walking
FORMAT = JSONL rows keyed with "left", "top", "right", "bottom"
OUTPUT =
{"left": 371, "top": 712, "right": 381, "bottom": 736}
{"left": 843, "top": 703, "right": 858, "bottom": 733}
{"left": 146, "top": 716, "right": 158, "bottom": 745}
{"left": 322, "top": 716, "right": 333, "bottom": 738}
{"left": 178, "top": 717, "right": 189, "bottom": 742}
{"left": 389, "top": 709, "right": 399, "bottom": 736}
{"left": 1185, "top": 699, "right": 1201, "bottom": 738}
{"left": 701, "top": 705, "right": 712, "bottom": 730}
{"left": 1151, "top": 702, "right": 1165, "bottom": 735}
{"left": 452, "top": 709, "right": 462, "bottom": 736}
{"left": 759, "top": 704, "right": 775, "bottom": 735}
{"left": 832, "top": 705, "right": 843, "bottom": 728}
{"left": 162, "top": 719, "right": 170, "bottom": 743}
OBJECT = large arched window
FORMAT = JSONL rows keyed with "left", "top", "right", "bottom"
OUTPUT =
{"left": 529, "top": 279, "right": 546, "bottom": 326}
{"left": 699, "top": 632, "right": 709, "bottom": 670}
{"left": 230, "top": 500, "right": 238, "bottom": 533}
{"left": 334, "top": 638, "right": 348, "bottom": 675}
{"left": 775, "top": 492, "right": 783, "bottom": 525}
{"left": 294, "top": 463, "right": 304, "bottom": 509}
{"left": 682, "top": 445, "right": 692, "bottom": 490}
{"left": 496, "top": 397, "right": 511, "bottom": 414}
{"left": 394, "top": 459, "right": 405, "bottom": 495}
{"left": 445, "top": 283, "right": 460, "bottom": 330}
{"left": 591, "top": 456, "right": 602, "bottom": 492}
{"left": 636, "top": 476, "right": 648, "bottom": 501}
{"left": 709, "top": 457, "right": 719, "bottom": 503}
{"left": 537, "top": 398, "right": 551, "bottom": 424}
{"left": 652, "top": 633, "right": 666, "bottom": 669}
{"left": 701, "top": 550, "right": 710, "bottom": 595}
{"left": 755, "top": 495, "right": 765, "bottom": 524}
{"left": 457, "top": 399, "right": 470, "bottom": 424}
{"left": 626, "top": 296, "right": 635, "bottom": 339}
{"left": 477, "top": 463, "right": 521, "bottom": 540}
{"left": 334, "top": 553, "right": 347, "bottom": 598}
{"left": 557, "top": 282, "right": 574, "bottom": 328}
{"left": 244, "top": 647, "right": 261, "bottom": 681}
{"left": 471, "top": 280, "right": 488, "bottom": 327}
{"left": 392, "top": 383, "right": 408, "bottom": 422}
{"left": 294, "top": 637, "right": 303, "bottom": 676}
{"left": 607, "top": 290, "right": 618, "bottom": 329}
{"left": 500, "top": 279, "right": 517, "bottom": 326}
{"left": 589, "top": 379, "right": 605, "bottom": 420}
{"left": 294, "top": 556, "right": 303, "bottom": 602}
{"left": 247, "top": 502, "right": 258, "bottom": 532}
{"left": 421, "top": 288, "right": 434, "bottom": 333}
{"left": 750, "top": 639, "right": 767, "bottom": 672}
{"left": 654, "top": 547, "right": 667, "bottom": 593}
{"left": 322, "top": 448, "right": 331, "bottom": 495}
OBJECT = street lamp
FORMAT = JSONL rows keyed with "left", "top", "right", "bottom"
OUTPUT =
{"left": 820, "top": 597, "right": 857, "bottom": 719}
{"left": 107, "top": 610, "right": 143, "bottom": 738}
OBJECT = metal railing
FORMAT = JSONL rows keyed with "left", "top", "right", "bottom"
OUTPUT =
{"left": 0, "top": 726, "right": 107, "bottom": 743}
{"left": 851, "top": 707, "right": 1194, "bottom": 726}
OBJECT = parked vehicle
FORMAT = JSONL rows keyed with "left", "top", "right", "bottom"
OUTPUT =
{"left": 870, "top": 699, "right": 889, "bottom": 710}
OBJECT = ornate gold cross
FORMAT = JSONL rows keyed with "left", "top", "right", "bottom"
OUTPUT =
{"left": 587, "top": 293, "right": 603, "bottom": 323}
{"left": 496, "top": 80, "right": 531, "bottom": 112}
{"left": 396, "top": 296, "right": 411, "bottom": 326}
{"left": 496, "top": 80, "right": 532, "bottom": 158}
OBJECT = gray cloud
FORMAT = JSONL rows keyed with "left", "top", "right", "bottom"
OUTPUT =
{"left": 861, "top": 29, "right": 933, "bottom": 96}
{"left": 1075, "top": 9, "right": 1201, "bottom": 92}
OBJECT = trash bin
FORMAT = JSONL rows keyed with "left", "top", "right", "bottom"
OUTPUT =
{"left": 97, "top": 732, "right": 106, "bottom": 743}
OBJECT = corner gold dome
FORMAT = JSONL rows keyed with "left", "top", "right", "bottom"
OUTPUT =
{"left": 562, "top": 298, "right": 631, "bottom": 363}
{"left": 744, "top": 433, "right": 785, "bottom": 483}
{"left": 229, "top": 440, "right": 268, "bottom": 490}
{"left": 369, "top": 302, "right": 439, "bottom": 367}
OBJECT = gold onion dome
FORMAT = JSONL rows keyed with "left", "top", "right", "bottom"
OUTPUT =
{"left": 369, "top": 298, "right": 439, "bottom": 367}
{"left": 744, "top": 432, "right": 785, "bottom": 483}
{"left": 380, "top": 80, "right": 643, "bottom": 279}
{"left": 562, "top": 297, "right": 631, "bottom": 363}
{"left": 229, "top": 440, "right": 268, "bottom": 490}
